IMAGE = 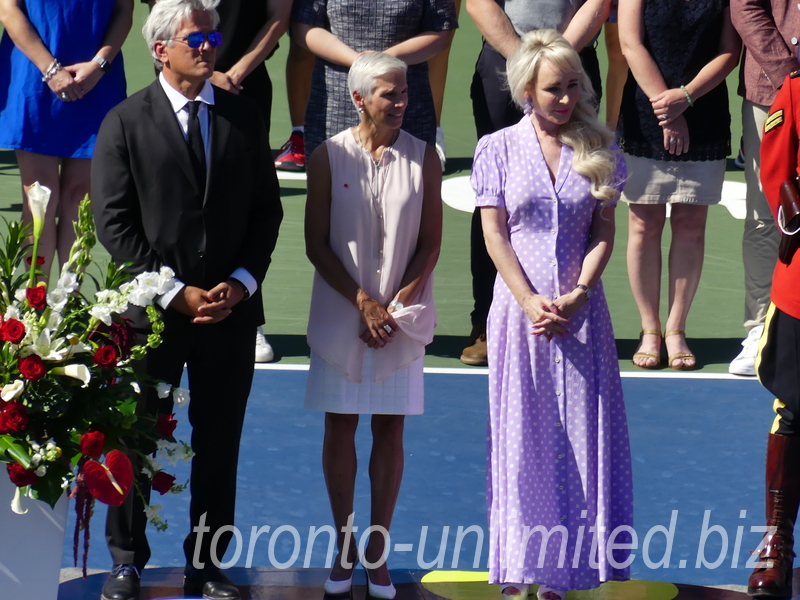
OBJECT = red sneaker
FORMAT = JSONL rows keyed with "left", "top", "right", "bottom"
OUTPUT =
{"left": 274, "top": 132, "right": 305, "bottom": 171}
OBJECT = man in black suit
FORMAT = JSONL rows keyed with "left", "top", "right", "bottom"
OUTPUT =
{"left": 91, "top": 1, "right": 282, "bottom": 599}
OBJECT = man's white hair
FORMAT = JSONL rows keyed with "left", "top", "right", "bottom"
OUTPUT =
{"left": 142, "top": 0, "right": 220, "bottom": 70}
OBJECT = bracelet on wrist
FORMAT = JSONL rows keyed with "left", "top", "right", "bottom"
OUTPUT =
{"left": 92, "top": 55, "right": 112, "bottom": 74}
{"left": 41, "top": 59, "right": 62, "bottom": 83}
{"left": 680, "top": 85, "right": 694, "bottom": 107}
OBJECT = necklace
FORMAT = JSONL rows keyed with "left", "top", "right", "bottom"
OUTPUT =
{"left": 355, "top": 127, "right": 397, "bottom": 246}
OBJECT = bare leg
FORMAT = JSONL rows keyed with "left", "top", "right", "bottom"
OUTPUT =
{"left": 603, "top": 22, "right": 628, "bottom": 131}
{"left": 664, "top": 203, "right": 708, "bottom": 368}
{"left": 56, "top": 157, "right": 91, "bottom": 272}
{"left": 322, "top": 412, "right": 359, "bottom": 581}
{"left": 16, "top": 150, "right": 61, "bottom": 280}
{"left": 364, "top": 414, "right": 405, "bottom": 586}
{"left": 287, "top": 36, "right": 314, "bottom": 128}
{"left": 627, "top": 203, "right": 667, "bottom": 366}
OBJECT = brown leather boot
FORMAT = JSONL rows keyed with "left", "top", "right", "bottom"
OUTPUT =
{"left": 460, "top": 325, "right": 487, "bottom": 366}
{"left": 748, "top": 433, "right": 800, "bottom": 598}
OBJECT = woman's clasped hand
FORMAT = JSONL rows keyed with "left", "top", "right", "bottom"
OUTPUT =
{"left": 522, "top": 294, "right": 572, "bottom": 339}
{"left": 357, "top": 293, "right": 398, "bottom": 348}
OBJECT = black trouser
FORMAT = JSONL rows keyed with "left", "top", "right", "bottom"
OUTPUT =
{"left": 106, "top": 314, "right": 256, "bottom": 570}
{"left": 759, "top": 304, "right": 800, "bottom": 436}
{"left": 468, "top": 41, "right": 602, "bottom": 328}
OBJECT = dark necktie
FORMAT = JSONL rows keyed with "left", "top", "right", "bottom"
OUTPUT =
{"left": 187, "top": 101, "right": 206, "bottom": 193}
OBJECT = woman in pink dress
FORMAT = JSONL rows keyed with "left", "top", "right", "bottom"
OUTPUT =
{"left": 304, "top": 52, "right": 442, "bottom": 599}
{"left": 473, "top": 30, "right": 633, "bottom": 600}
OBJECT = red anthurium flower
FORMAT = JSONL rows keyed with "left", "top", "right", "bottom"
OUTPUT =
{"left": 25, "top": 286, "right": 46, "bottom": 309}
{"left": 18, "top": 355, "right": 46, "bottom": 381}
{"left": 82, "top": 450, "right": 133, "bottom": 506}
{"left": 155, "top": 413, "right": 178, "bottom": 439}
{"left": 79, "top": 431, "right": 105, "bottom": 458}
{"left": 151, "top": 471, "right": 176, "bottom": 495}
{"left": 7, "top": 463, "right": 38, "bottom": 487}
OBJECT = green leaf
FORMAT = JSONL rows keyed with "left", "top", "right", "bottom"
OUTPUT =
{"left": 0, "top": 435, "right": 31, "bottom": 468}
{"left": 29, "top": 462, "right": 72, "bottom": 509}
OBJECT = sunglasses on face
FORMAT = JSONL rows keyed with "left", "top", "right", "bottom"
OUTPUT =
{"left": 171, "top": 31, "right": 222, "bottom": 48}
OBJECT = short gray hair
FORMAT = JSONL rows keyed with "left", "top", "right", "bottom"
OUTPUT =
{"left": 142, "top": 0, "right": 220, "bottom": 70}
{"left": 347, "top": 52, "right": 408, "bottom": 110}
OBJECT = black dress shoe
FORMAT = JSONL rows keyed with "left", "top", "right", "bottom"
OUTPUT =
{"left": 101, "top": 564, "right": 141, "bottom": 600}
{"left": 184, "top": 566, "right": 241, "bottom": 600}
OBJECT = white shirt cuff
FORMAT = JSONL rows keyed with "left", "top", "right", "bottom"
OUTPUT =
{"left": 230, "top": 268, "right": 257, "bottom": 299}
{"left": 158, "top": 278, "right": 186, "bottom": 309}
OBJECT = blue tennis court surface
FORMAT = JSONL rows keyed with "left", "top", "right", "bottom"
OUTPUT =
{"left": 62, "top": 368, "right": 780, "bottom": 591}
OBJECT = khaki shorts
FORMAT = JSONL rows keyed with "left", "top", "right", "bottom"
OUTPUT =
{"left": 620, "top": 153, "right": 725, "bottom": 205}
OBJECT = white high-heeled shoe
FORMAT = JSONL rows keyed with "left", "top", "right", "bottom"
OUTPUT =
{"left": 501, "top": 584, "right": 529, "bottom": 600}
{"left": 323, "top": 571, "right": 354, "bottom": 596}
{"left": 365, "top": 567, "right": 396, "bottom": 600}
{"left": 536, "top": 585, "right": 566, "bottom": 600}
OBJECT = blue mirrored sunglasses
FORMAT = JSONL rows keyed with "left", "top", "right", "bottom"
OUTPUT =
{"left": 173, "top": 31, "right": 222, "bottom": 48}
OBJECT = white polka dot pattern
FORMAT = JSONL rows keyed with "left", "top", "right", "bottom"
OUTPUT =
{"left": 471, "top": 117, "right": 633, "bottom": 591}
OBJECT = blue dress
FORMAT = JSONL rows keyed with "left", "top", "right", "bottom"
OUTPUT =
{"left": 0, "top": 0, "right": 127, "bottom": 158}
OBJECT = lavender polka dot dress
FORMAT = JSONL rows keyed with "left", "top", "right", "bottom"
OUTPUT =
{"left": 471, "top": 117, "right": 634, "bottom": 591}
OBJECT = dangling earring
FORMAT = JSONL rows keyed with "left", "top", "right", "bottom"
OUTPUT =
{"left": 358, "top": 106, "right": 364, "bottom": 113}
{"left": 524, "top": 96, "right": 533, "bottom": 115}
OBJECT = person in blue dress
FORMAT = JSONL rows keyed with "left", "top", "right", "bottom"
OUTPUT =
{"left": 0, "top": 0, "right": 131, "bottom": 277}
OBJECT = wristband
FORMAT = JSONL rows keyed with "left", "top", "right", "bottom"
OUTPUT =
{"left": 92, "top": 55, "right": 112, "bottom": 74}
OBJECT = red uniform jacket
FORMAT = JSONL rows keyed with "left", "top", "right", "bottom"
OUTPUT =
{"left": 761, "top": 71, "right": 800, "bottom": 318}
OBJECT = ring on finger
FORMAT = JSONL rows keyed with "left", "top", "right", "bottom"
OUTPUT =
{"left": 60, "top": 92, "right": 68, "bottom": 100}
{"left": 382, "top": 324, "right": 392, "bottom": 334}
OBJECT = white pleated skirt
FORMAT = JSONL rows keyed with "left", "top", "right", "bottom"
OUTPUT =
{"left": 304, "top": 350, "right": 424, "bottom": 415}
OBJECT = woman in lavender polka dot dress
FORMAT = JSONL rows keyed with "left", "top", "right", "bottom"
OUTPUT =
{"left": 472, "top": 30, "right": 633, "bottom": 600}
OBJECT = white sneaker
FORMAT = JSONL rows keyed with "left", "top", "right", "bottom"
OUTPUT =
{"left": 435, "top": 126, "right": 446, "bottom": 172}
{"left": 728, "top": 324, "right": 764, "bottom": 376}
{"left": 255, "top": 326, "right": 274, "bottom": 363}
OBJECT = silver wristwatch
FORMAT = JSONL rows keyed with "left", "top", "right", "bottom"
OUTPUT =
{"left": 575, "top": 284, "right": 592, "bottom": 301}
{"left": 389, "top": 300, "right": 404, "bottom": 311}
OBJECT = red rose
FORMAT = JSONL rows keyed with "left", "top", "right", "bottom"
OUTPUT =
{"left": 25, "top": 286, "right": 46, "bottom": 310}
{"left": 18, "top": 355, "right": 46, "bottom": 381}
{"left": 80, "top": 431, "right": 105, "bottom": 459}
{"left": 0, "top": 402, "right": 27, "bottom": 433}
{"left": 155, "top": 413, "right": 178, "bottom": 439}
{"left": 151, "top": 471, "right": 176, "bottom": 495}
{"left": 7, "top": 463, "right": 38, "bottom": 487}
{"left": 25, "top": 255, "right": 45, "bottom": 266}
{"left": 93, "top": 344, "right": 119, "bottom": 369}
{"left": 0, "top": 319, "right": 26, "bottom": 344}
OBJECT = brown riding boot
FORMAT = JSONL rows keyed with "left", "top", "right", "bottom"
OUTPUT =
{"left": 460, "top": 324, "right": 488, "bottom": 366}
{"left": 748, "top": 433, "right": 800, "bottom": 598}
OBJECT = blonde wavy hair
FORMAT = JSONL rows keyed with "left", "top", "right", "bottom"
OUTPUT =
{"left": 506, "top": 29, "right": 620, "bottom": 205}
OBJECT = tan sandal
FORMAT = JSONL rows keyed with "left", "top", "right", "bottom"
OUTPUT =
{"left": 632, "top": 329, "right": 662, "bottom": 369}
{"left": 664, "top": 329, "right": 697, "bottom": 370}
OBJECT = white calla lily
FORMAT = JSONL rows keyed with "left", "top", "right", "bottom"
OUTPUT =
{"left": 10, "top": 487, "right": 28, "bottom": 515}
{"left": 27, "top": 182, "right": 51, "bottom": 240}
{"left": 50, "top": 364, "right": 91, "bottom": 387}
{"left": 1, "top": 380, "right": 25, "bottom": 401}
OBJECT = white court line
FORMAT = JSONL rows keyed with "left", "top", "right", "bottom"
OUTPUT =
{"left": 254, "top": 362, "right": 755, "bottom": 380}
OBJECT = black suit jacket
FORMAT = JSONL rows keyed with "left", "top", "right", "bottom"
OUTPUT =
{"left": 92, "top": 79, "right": 282, "bottom": 330}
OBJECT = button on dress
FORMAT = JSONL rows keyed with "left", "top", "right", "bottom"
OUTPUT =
{"left": 472, "top": 117, "right": 634, "bottom": 590}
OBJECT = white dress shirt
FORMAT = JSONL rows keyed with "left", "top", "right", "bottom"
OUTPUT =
{"left": 156, "top": 74, "right": 257, "bottom": 309}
